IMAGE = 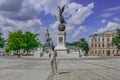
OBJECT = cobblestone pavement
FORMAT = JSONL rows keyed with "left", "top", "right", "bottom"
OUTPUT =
{"left": 0, "top": 56, "right": 120, "bottom": 80}
{"left": 0, "top": 57, "right": 51, "bottom": 80}
{"left": 53, "top": 58, "right": 120, "bottom": 80}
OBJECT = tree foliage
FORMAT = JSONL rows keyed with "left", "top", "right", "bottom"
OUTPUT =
{"left": 78, "top": 38, "right": 89, "bottom": 51}
{"left": 112, "top": 29, "right": 120, "bottom": 50}
{"left": 66, "top": 38, "right": 89, "bottom": 52}
{"left": 22, "top": 31, "right": 40, "bottom": 53}
{"left": 6, "top": 31, "right": 23, "bottom": 53}
{"left": 0, "top": 33, "right": 5, "bottom": 48}
{"left": 5, "top": 31, "right": 40, "bottom": 54}
{"left": 66, "top": 42, "right": 79, "bottom": 47}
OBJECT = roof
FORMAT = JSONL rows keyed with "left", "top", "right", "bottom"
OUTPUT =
{"left": 89, "top": 31, "right": 115, "bottom": 37}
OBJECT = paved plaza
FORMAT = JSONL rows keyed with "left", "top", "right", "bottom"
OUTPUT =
{"left": 0, "top": 56, "right": 120, "bottom": 80}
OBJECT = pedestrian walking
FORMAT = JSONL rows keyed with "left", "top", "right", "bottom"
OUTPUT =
{"left": 78, "top": 49, "right": 82, "bottom": 58}
{"left": 18, "top": 53, "right": 20, "bottom": 58}
{"left": 85, "top": 50, "right": 88, "bottom": 57}
{"left": 49, "top": 46, "right": 58, "bottom": 75}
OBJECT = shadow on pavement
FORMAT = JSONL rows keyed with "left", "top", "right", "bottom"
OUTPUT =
{"left": 59, "top": 71, "right": 70, "bottom": 75}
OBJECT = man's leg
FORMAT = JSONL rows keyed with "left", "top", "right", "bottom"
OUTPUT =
{"left": 51, "top": 60, "right": 54, "bottom": 74}
{"left": 54, "top": 60, "right": 58, "bottom": 73}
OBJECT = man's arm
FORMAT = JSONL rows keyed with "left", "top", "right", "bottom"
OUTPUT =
{"left": 55, "top": 51, "right": 57, "bottom": 57}
{"left": 49, "top": 51, "right": 51, "bottom": 58}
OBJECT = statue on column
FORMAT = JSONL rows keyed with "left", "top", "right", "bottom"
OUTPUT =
{"left": 45, "top": 29, "right": 54, "bottom": 47}
{"left": 55, "top": 5, "right": 68, "bottom": 53}
{"left": 58, "top": 5, "right": 66, "bottom": 31}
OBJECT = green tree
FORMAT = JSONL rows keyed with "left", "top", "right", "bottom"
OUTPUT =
{"left": 66, "top": 38, "right": 89, "bottom": 51}
{"left": 112, "top": 29, "right": 120, "bottom": 50}
{"left": 5, "top": 31, "right": 40, "bottom": 54}
{"left": 66, "top": 42, "right": 79, "bottom": 47}
{"left": 6, "top": 31, "right": 23, "bottom": 54}
{"left": 78, "top": 38, "right": 89, "bottom": 52}
{"left": 0, "top": 33, "right": 5, "bottom": 48}
{"left": 22, "top": 31, "right": 40, "bottom": 54}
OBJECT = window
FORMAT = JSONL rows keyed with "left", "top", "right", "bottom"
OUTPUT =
{"left": 113, "top": 50, "right": 114, "bottom": 54}
{"left": 99, "top": 51, "right": 101, "bottom": 54}
{"left": 102, "top": 44, "right": 104, "bottom": 47}
{"left": 102, "top": 38, "right": 104, "bottom": 42}
{"left": 107, "top": 38, "right": 109, "bottom": 42}
{"left": 107, "top": 44, "right": 110, "bottom": 47}
{"left": 59, "top": 37, "right": 63, "bottom": 43}
{"left": 98, "top": 38, "right": 100, "bottom": 42}
{"left": 95, "top": 50, "right": 97, "bottom": 54}
{"left": 98, "top": 44, "right": 100, "bottom": 47}
{"left": 103, "top": 50, "right": 104, "bottom": 54}
{"left": 95, "top": 44, "right": 97, "bottom": 47}
{"left": 91, "top": 50, "right": 93, "bottom": 54}
{"left": 91, "top": 39, "right": 93, "bottom": 42}
{"left": 94, "top": 38, "right": 97, "bottom": 42}
{"left": 117, "top": 50, "right": 119, "bottom": 54}
{"left": 91, "top": 44, "right": 93, "bottom": 47}
{"left": 93, "top": 51, "right": 94, "bottom": 54}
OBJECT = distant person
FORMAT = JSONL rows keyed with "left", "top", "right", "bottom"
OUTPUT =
{"left": 40, "top": 52, "right": 43, "bottom": 57}
{"left": 78, "top": 49, "right": 82, "bottom": 58}
{"left": 85, "top": 50, "right": 88, "bottom": 57}
{"left": 18, "top": 53, "right": 20, "bottom": 58}
{"left": 49, "top": 46, "right": 58, "bottom": 75}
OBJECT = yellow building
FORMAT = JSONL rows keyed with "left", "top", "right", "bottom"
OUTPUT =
{"left": 89, "top": 31, "right": 120, "bottom": 56}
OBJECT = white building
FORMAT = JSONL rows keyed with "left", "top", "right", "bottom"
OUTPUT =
{"left": 89, "top": 31, "right": 120, "bottom": 56}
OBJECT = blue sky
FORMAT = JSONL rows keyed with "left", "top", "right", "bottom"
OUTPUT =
{"left": 0, "top": 0, "right": 120, "bottom": 44}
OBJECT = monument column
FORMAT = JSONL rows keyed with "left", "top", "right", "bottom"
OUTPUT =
{"left": 55, "top": 5, "right": 68, "bottom": 53}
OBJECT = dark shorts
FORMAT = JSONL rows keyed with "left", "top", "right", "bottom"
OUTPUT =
{"left": 50, "top": 59, "right": 56, "bottom": 64}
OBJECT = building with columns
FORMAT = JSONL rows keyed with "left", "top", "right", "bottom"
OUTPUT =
{"left": 89, "top": 31, "right": 120, "bottom": 56}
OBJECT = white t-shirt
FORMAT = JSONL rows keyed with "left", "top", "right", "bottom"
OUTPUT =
{"left": 49, "top": 50, "right": 57, "bottom": 60}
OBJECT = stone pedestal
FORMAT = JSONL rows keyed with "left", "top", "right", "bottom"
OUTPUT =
{"left": 55, "top": 31, "right": 68, "bottom": 53}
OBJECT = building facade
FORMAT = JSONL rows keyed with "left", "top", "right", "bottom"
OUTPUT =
{"left": 89, "top": 31, "right": 120, "bottom": 56}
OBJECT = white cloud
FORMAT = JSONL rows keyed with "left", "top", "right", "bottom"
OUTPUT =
{"left": 67, "top": 2, "right": 94, "bottom": 25}
{"left": 0, "top": 0, "right": 69, "bottom": 20}
{"left": 114, "top": 17, "right": 120, "bottom": 22}
{"left": 101, "top": 6, "right": 120, "bottom": 18}
{"left": 78, "top": 26, "right": 88, "bottom": 32}
{"left": 0, "top": 0, "right": 23, "bottom": 12}
{"left": 1, "top": 27, "right": 14, "bottom": 39}
{"left": 105, "top": 6, "right": 120, "bottom": 12}
{"left": 0, "top": 15, "right": 42, "bottom": 39}
{"left": 72, "top": 30, "right": 80, "bottom": 38}
{"left": 0, "top": 0, "right": 94, "bottom": 43}
{"left": 26, "top": 19, "right": 42, "bottom": 27}
{"left": 101, "top": 19, "right": 106, "bottom": 23}
{"left": 0, "top": 0, "right": 69, "bottom": 40}
{"left": 28, "top": 0, "right": 69, "bottom": 15}
{"left": 66, "top": 25, "right": 74, "bottom": 33}
{"left": 51, "top": 2, "right": 94, "bottom": 37}
{"left": 96, "top": 22, "right": 120, "bottom": 33}
{"left": 72, "top": 26, "right": 88, "bottom": 37}
{"left": 50, "top": 21, "right": 59, "bottom": 29}
{"left": 101, "top": 12, "right": 114, "bottom": 17}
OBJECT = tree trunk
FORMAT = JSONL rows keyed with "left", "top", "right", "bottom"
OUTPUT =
{"left": 17, "top": 50, "right": 20, "bottom": 58}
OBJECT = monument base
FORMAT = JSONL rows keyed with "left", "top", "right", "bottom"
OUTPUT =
{"left": 55, "top": 43, "right": 69, "bottom": 58}
{"left": 55, "top": 50, "right": 79, "bottom": 58}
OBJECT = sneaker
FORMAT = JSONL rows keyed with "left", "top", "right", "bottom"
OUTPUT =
{"left": 55, "top": 70, "right": 59, "bottom": 75}
{"left": 52, "top": 71, "right": 54, "bottom": 75}
{"left": 52, "top": 72, "right": 55, "bottom": 75}
{"left": 55, "top": 72, "right": 59, "bottom": 75}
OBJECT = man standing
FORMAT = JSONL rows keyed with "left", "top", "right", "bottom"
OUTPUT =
{"left": 49, "top": 46, "right": 58, "bottom": 75}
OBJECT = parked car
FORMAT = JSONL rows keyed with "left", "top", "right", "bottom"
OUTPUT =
{"left": 0, "top": 53, "right": 6, "bottom": 56}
